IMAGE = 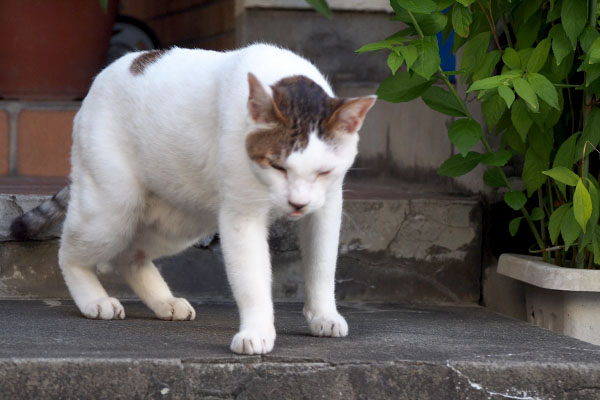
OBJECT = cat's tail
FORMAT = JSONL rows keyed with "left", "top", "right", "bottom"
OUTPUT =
{"left": 10, "top": 185, "right": 70, "bottom": 240}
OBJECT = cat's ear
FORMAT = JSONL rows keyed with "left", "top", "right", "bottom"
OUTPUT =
{"left": 327, "top": 95, "right": 377, "bottom": 135}
{"left": 247, "top": 73, "right": 286, "bottom": 124}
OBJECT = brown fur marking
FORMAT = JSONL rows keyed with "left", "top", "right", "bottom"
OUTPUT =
{"left": 130, "top": 50, "right": 167, "bottom": 75}
{"left": 246, "top": 75, "right": 345, "bottom": 166}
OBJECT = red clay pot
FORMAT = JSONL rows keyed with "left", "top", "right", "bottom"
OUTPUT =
{"left": 0, "top": 0, "right": 117, "bottom": 100}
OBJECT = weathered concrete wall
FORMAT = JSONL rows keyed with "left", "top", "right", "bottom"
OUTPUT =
{"left": 0, "top": 193, "right": 482, "bottom": 304}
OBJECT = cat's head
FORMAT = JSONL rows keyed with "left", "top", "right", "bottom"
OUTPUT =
{"left": 245, "top": 73, "right": 376, "bottom": 218}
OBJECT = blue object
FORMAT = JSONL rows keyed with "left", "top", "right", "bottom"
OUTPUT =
{"left": 437, "top": 30, "right": 456, "bottom": 83}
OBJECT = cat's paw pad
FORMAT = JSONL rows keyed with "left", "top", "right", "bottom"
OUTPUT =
{"left": 82, "top": 297, "right": 125, "bottom": 320}
{"left": 153, "top": 297, "right": 196, "bottom": 321}
{"left": 230, "top": 326, "right": 276, "bottom": 355}
{"left": 306, "top": 312, "right": 348, "bottom": 337}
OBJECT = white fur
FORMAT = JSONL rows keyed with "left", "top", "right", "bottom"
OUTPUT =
{"left": 58, "top": 44, "right": 374, "bottom": 355}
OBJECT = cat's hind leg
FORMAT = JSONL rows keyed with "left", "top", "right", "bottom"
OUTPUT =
{"left": 59, "top": 218, "right": 130, "bottom": 320}
{"left": 117, "top": 255, "right": 196, "bottom": 321}
{"left": 58, "top": 171, "right": 144, "bottom": 320}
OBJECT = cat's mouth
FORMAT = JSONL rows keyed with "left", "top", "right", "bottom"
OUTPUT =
{"left": 287, "top": 210, "right": 304, "bottom": 218}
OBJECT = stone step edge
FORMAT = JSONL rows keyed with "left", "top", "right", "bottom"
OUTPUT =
{"left": 2, "top": 358, "right": 599, "bottom": 399}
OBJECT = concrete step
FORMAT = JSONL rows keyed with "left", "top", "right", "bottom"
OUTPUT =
{"left": 1, "top": 300, "right": 599, "bottom": 399}
{"left": 0, "top": 179, "right": 482, "bottom": 305}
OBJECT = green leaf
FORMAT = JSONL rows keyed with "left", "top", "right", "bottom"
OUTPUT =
{"left": 542, "top": 166, "right": 580, "bottom": 186}
{"left": 553, "top": 133, "right": 579, "bottom": 169}
{"left": 530, "top": 207, "right": 545, "bottom": 221}
{"left": 387, "top": 51, "right": 404, "bottom": 75}
{"left": 498, "top": 85, "right": 515, "bottom": 108}
{"left": 392, "top": 8, "right": 448, "bottom": 36}
{"left": 461, "top": 32, "right": 491, "bottom": 78}
{"left": 523, "top": 146, "right": 550, "bottom": 196}
{"left": 561, "top": 207, "right": 581, "bottom": 249}
{"left": 415, "top": 12, "right": 448, "bottom": 35}
{"left": 448, "top": 119, "right": 482, "bottom": 156}
{"left": 582, "top": 181, "right": 599, "bottom": 245}
{"left": 588, "top": 37, "right": 600, "bottom": 65}
{"left": 574, "top": 179, "right": 593, "bottom": 232}
{"left": 356, "top": 39, "right": 400, "bottom": 53}
{"left": 412, "top": 36, "right": 441, "bottom": 80}
{"left": 526, "top": 38, "right": 551, "bottom": 73}
{"left": 482, "top": 92, "right": 507, "bottom": 130}
{"left": 467, "top": 75, "right": 504, "bottom": 92}
{"left": 509, "top": 217, "right": 522, "bottom": 236}
{"left": 549, "top": 203, "right": 570, "bottom": 244}
{"left": 472, "top": 50, "right": 502, "bottom": 81}
{"left": 513, "top": 77, "right": 539, "bottom": 112}
{"left": 395, "top": 0, "right": 437, "bottom": 13}
{"left": 502, "top": 48, "right": 521, "bottom": 70}
{"left": 504, "top": 191, "right": 527, "bottom": 211}
{"left": 421, "top": 86, "right": 466, "bottom": 116}
{"left": 526, "top": 73, "right": 559, "bottom": 110}
{"left": 561, "top": 0, "right": 587, "bottom": 49}
{"left": 575, "top": 106, "right": 600, "bottom": 160}
{"left": 580, "top": 26, "right": 600, "bottom": 53}
{"left": 593, "top": 230, "right": 600, "bottom": 264}
{"left": 376, "top": 71, "right": 435, "bottom": 103}
{"left": 483, "top": 167, "right": 507, "bottom": 187}
{"left": 305, "top": 0, "right": 332, "bottom": 18}
{"left": 550, "top": 24, "right": 572, "bottom": 65}
{"left": 452, "top": 3, "right": 472, "bottom": 38}
{"left": 437, "top": 152, "right": 484, "bottom": 177}
{"left": 398, "top": 44, "right": 418, "bottom": 71}
{"left": 518, "top": 48, "right": 534, "bottom": 70}
{"left": 529, "top": 125, "right": 554, "bottom": 162}
{"left": 511, "top": 99, "right": 533, "bottom": 141}
{"left": 516, "top": 12, "right": 541, "bottom": 50}
{"left": 456, "top": 0, "right": 475, "bottom": 6}
{"left": 505, "top": 126, "right": 526, "bottom": 155}
{"left": 553, "top": 133, "right": 580, "bottom": 197}
{"left": 482, "top": 149, "right": 512, "bottom": 166}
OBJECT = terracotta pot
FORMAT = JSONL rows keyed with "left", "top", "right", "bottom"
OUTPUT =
{"left": 0, "top": 0, "right": 117, "bottom": 100}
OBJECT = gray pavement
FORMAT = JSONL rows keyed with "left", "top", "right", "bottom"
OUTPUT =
{"left": 1, "top": 300, "right": 600, "bottom": 399}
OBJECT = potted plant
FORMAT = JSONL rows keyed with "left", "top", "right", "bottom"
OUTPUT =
{"left": 0, "top": 0, "right": 117, "bottom": 100}
{"left": 356, "top": 0, "right": 600, "bottom": 344}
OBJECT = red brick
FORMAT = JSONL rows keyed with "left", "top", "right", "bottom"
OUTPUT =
{"left": 0, "top": 110, "right": 8, "bottom": 175}
{"left": 17, "top": 109, "right": 77, "bottom": 177}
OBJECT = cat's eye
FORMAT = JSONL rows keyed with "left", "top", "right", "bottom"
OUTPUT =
{"left": 269, "top": 162, "right": 287, "bottom": 174}
{"left": 318, "top": 170, "right": 332, "bottom": 177}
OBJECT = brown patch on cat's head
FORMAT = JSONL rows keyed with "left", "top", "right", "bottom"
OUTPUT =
{"left": 130, "top": 50, "right": 167, "bottom": 75}
{"left": 245, "top": 74, "right": 347, "bottom": 166}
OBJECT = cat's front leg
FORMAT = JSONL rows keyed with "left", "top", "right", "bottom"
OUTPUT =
{"left": 299, "top": 184, "right": 348, "bottom": 337}
{"left": 219, "top": 207, "right": 276, "bottom": 355}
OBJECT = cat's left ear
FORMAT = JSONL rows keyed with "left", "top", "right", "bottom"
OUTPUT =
{"left": 327, "top": 95, "right": 377, "bottom": 135}
{"left": 247, "top": 72, "right": 286, "bottom": 124}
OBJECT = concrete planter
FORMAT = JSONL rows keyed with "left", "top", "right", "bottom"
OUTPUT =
{"left": 498, "top": 253, "right": 600, "bottom": 345}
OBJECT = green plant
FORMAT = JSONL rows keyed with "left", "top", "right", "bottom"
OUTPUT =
{"left": 357, "top": 0, "right": 600, "bottom": 268}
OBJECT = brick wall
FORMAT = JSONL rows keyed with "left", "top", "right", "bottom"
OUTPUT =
{"left": 0, "top": 102, "right": 78, "bottom": 178}
{"left": 119, "top": 0, "right": 235, "bottom": 50}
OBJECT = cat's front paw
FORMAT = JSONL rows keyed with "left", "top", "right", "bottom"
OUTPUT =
{"left": 82, "top": 297, "right": 125, "bottom": 320}
{"left": 152, "top": 297, "right": 196, "bottom": 321}
{"left": 230, "top": 325, "right": 276, "bottom": 355}
{"left": 305, "top": 310, "right": 348, "bottom": 337}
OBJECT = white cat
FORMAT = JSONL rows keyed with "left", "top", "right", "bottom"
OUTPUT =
{"left": 11, "top": 44, "right": 376, "bottom": 355}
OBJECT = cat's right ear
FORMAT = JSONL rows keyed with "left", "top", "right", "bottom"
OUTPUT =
{"left": 247, "top": 73, "right": 285, "bottom": 124}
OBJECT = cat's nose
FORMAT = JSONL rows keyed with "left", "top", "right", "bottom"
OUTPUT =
{"left": 288, "top": 201, "right": 308, "bottom": 211}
